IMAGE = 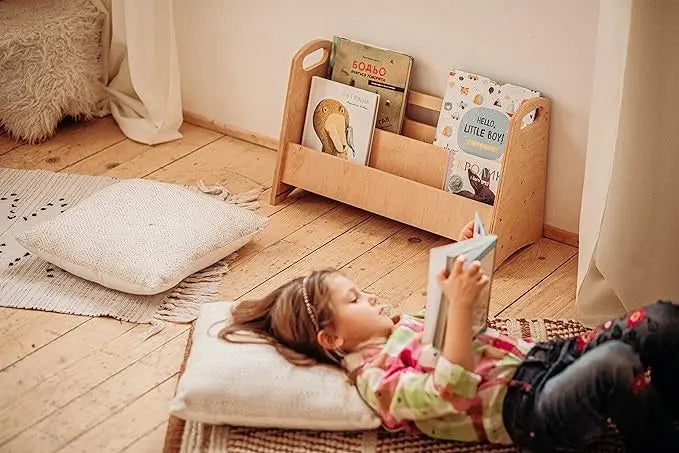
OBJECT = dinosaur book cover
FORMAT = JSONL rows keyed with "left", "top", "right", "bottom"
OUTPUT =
{"left": 435, "top": 70, "right": 540, "bottom": 205}
{"left": 329, "top": 36, "right": 413, "bottom": 134}
{"left": 301, "top": 76, "right": 380, "bottom": 165}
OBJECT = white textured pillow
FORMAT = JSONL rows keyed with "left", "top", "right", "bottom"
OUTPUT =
{"left": 170, "top": 301, "right": 382, "bottom": 430}
{"left": 15, "top": 179, "right": 268, "bottom": 295}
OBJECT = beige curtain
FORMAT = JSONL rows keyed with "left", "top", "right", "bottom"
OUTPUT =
{"left": 93, "top": 0, "right": 183, "bottom": 145}
{"left": 577, "top": 0, "right": 679, "bottom": 327}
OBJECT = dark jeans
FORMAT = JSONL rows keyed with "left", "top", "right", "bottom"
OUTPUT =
{"left": 502, "top": 300, "right": 679, "bottom": 452}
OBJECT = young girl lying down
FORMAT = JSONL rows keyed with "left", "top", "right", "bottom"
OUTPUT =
{"left": 219, "top": 221, "right": 679, "bottom": 452}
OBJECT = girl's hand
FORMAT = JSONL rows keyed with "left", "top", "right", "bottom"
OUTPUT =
{"left": 437, "top": 256, "right": 487, "bottom": 371}
{"left": 458, "top": 220, "right": 475, "bottom": 241}
{"left": 436, "top": 256, "right": 489, "bottom": 312}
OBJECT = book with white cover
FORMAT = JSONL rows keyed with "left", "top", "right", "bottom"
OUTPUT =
{"left": 301, "top": 76, "right": 380, "bottom": 165}
{"left": 423, "top": 212, "right": 496, "bottom": 349}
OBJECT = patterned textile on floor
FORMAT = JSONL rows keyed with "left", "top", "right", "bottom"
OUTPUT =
{"left": 162, "top": 318, "right": 629, "bottom": 453}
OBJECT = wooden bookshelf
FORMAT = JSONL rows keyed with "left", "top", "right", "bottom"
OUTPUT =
{"left": 271, "top": 39, "right": 551, "bottom": 268}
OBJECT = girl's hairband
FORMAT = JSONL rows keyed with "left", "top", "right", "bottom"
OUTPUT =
{"left": 301, "top": 275, "right": 319, "bottom": 332}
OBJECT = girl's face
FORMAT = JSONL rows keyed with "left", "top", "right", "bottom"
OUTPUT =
{"left": 323, "top": 273, "right": 394, "bottom": 352}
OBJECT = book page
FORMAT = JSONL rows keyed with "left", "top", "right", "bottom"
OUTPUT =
{"left": 434, "top": 249, "right": 493, "bottom": 348}
{"left": 471, "top": 247, "right": 494, "bottom": 333}
{"left": 427, "top": 237, "right": 495, "bottom": 349}
{"left": 424, "top": 238, "right": 486, "bottom": 347}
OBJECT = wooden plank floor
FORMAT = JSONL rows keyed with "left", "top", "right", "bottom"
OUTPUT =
{"left": 0, "top": 118, "right": 578, "bottom": 453}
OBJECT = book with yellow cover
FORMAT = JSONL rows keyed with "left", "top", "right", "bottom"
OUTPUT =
{"left": 329, "top": 36, "right": 413, "bottom": 134}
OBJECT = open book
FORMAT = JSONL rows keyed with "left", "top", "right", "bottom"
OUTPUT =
{"left": 422, "top": 213, "right": 497, "bottom": 349}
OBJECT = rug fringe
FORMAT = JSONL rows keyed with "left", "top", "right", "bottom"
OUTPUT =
{"left": 180, "top": 421, "right": 204, "bottom": 453}
{"left": 139, "top": 319, "right": 167, "bottom": 341}
{"left": 197, "top": 180, "right": 262, "bottom": 210}
{"left": 141, "top": 257, "right": 231, "bottom": 340}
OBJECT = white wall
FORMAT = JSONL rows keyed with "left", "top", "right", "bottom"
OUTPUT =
{"left": 174, "top": 0, "right": 599, "bottom": 233}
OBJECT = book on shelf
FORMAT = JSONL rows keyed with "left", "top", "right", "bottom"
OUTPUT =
{"left": 301, "top": 76, "right": 380, "bottom": 165}
{"left": 423, "top": 212, "right": 496, "bottom": 349}
{"left": 434, "top": 70, "right": 540, "bottom": 206}
{"left": 329, "top": 36, "right": 413, "bottom": 134}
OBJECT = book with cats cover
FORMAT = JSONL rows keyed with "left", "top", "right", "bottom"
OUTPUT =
{"left": 435, "top": 70, "right": 540, "bottom": 206}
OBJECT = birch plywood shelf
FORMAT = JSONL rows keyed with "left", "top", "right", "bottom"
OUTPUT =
{"left": 271, "top": 39, "right": 551, "bottom": 268}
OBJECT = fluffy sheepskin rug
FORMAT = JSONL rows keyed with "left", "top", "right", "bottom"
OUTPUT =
{"left": 0, "top": 0, "right": 107, "bottom": 143}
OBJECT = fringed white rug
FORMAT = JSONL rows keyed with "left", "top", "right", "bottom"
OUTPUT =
{"left": 0, "top": 168, "right": 253, "bottom": 337}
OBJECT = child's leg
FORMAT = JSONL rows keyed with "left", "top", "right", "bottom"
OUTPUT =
{"left": 534, "top": 340, "right": 676, "bottom": 452}
{"left": 638, "top": 302, "right": 679, "bottom": 418}
{"left": 576, "top": 300, "right": 679, "bottom": 417}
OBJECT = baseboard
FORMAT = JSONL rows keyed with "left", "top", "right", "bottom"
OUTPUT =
{"left": 183, "top": 111, "right": 279, "bottom": 151}
{"left": 543, "top": 225, "right": 579, "bottom": 248}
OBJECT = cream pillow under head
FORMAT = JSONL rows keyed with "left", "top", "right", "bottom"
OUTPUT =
{"left": 170, "top": 301, "right": 382, "bottom": 430}
{"left": 15, "top": 179, "right": 268, "bottom": 295}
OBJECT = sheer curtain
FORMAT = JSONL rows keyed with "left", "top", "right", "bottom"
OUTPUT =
{"left": 577, "top": 0, "right": 679, "bottom": 326}
{"left": 94, "top": 0, "right": 183, "bottom": 145}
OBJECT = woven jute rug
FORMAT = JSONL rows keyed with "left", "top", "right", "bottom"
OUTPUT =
{"left": 0, "top": 168, "right": 251, "bottom": 337}
{"left": 163, "top": 318, "right": 628, "bottom": 453}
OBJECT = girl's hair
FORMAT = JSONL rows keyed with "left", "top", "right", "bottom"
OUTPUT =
{"left": 218, "top": 268, "right": 342, "bottom": 366}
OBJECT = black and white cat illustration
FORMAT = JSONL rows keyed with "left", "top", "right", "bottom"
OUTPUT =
{"left": 457, "top": 168, "right": 495, "bottom": 205}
